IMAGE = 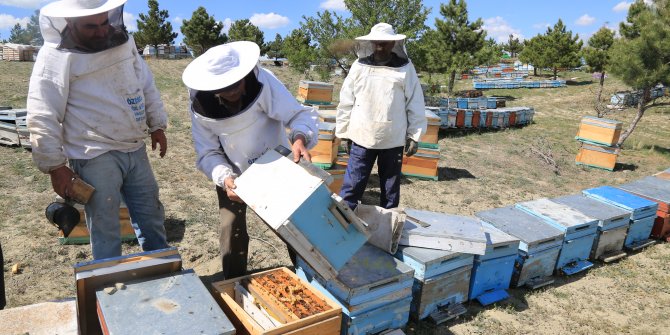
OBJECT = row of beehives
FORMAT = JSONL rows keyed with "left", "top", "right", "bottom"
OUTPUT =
{"left": 474, "top": 79, "right": 566, "bottom": 89}
{"left": 461, "top": 71, "right": 528, "bottom": 80}
{"left": 430, "top": 106, "right": 535, "bottom": 129}
{"left": 295, "top": 170, "right": 670, "bottom": 334}
{"left": 609, "top": 86, "right": 666, "bottom": 107}
{"left": 0, "top": 108, "right": 30, "bottom": 148}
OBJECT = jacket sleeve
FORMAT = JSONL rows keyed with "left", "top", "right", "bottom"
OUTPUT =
{"left": 136, "top": 50, "right": 168, "bottom": 133}
{"left": 404, "top": 62, "right": 427, "bottom": 142}
{"left": 335, "top": 62, "right": 358, "bottom": 139}
{"left": 189, "top": 96, "right": 235, "bottom": 187}
{"left": 26, "top": 50, "right": 70, "bottom": 173}
{"left": 262, "top": 68, "right": 319, "bottom": 149}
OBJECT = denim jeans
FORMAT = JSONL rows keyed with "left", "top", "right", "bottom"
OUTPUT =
{"left": 70, "top": 146, "right": 168, "bottom": 259}
{"left": 339, "top": 142, "right": 404, "bottom": 210}
{"left": 0, "top": 241, "right": 5, "bottom": 309}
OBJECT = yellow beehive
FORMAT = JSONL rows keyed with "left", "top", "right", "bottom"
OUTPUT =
{"left": 575, "top": 116, "right": 622, "bottom": 146}
{"left": 575, "top": 143, "right": 619, "bottom": 171}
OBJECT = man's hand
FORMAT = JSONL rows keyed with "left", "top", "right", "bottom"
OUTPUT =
{"left": 404, "top": 138, "right": 418, "bottom": 157}
{"left": 224, "top": 176, "right": 244, "bottom": 204}
{"left": 151, "top": 129, "right": 168, "bottom": 158}
{"left": 291, "top": 134, "right": 311, "bottom": 163}
{"left": 49, "top": 166, "right": 76, "bottom": 199}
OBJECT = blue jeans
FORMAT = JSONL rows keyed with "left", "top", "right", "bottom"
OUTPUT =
{"left": 70, "top": 146, "right": 168, "bottom": 259}
{"left": 339, "top": 142, "right": 404, "bottom": 210}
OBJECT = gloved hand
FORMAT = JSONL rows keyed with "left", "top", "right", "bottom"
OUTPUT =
{"left": 344, "top": 139, "right": 353, "bottom": 155}
{"left": 404, "top": 138, "right": 418, "bottom": 157}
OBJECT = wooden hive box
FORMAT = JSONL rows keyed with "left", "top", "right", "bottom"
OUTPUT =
{"left": 317, "top": 108, "right": 337, "bottom": 123}
{"left": 234, "top": 148, "right": 369, "bottom": 280}
{"left": 583, "top": 186, "right": 657, "bottom": 250}
{"left": 654, "top": 168, "right": 670, "bottom": 181}
{"left": 575, "top": 116, "right": 623, "bottom": 146}
{"left": 455, "top": 109, "right": 465, "bottom": 128}
{"left": 74, "top": 247, "right": 182, "bottom": 335}
{"left": 401, "top": 147, "right": 440, "bottom": 181}
{"left": 419, "top": 109, "right": 441, "bottom": 144}
{"left": 297, "top": 80, "right": 334, "bottom": 105}
{"left": 310, "top": 122, "right": 340, "bottom": 169}
{"left": 476, "top": 206, "right": 563, "bottom": 289}
{"left": 552, "top": 194, "right": 630, "bottom": 262}
{"left": 471, "top": 110, "right": 481, "bottom": 128}
{"left": 59, "top": 203, "right": 136, "bottom": 245}
{"left": 295, "top": 247, "right": 413, "bottom": 335}
{"left": 516, "top": 199, "right": 598, "bottom": 275}
{"left": 211, "top": 267, "right": 342, "bottom": 335}
{"left": 97, "top": 270, "right": 235, "bottom": 335}
{"left": 324, "top": 154, "right": 348, "bottom": 195}
{"left": 395, "top": 246, "right": 474, "bottom": 322}
{"left": 575, "top": 143, "right": 619, "bottom": 171}
{"left": 617, "top": 176, "right": 670, "bottom": 241}
{"left": 468, "top": 222, "right": 519, "bottom": 306}
{"left": 0, "top": 109, "right": 27, "bottom": 147}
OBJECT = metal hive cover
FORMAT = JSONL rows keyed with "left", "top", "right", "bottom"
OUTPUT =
{"left": 401, "top": 209, "right": 487, "bottom": 255}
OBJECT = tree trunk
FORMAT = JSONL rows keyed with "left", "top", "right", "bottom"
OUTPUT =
{"left": 596, "top": 72, "right": 606, "bottom": 117}
{"left": 448, "top": 70, "right": 456, "bottom": 95}
{"left": 533, "top": 67, "right": 537, "bottom": 76}
{"left": 617, "top": 87, "right": 650, "bottom": 148}
{"left": 553, "top": 67, "right": 558, "bottom": 80}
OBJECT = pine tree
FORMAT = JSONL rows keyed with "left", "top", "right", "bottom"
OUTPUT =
{"left": 518, "top": 35, "right": 547, "bottom": 76}
{"left": 542, "top": 19, "right": 583, "bottom": 80}
{"left": 228, "top": 19, "right": 266, "bottom": 54}
{"left": 181, "top": 7, "right": 227, "bottom": 56}
{"left": 8, "top": 23, "right": 30, "bottom": 44}
{"left": 504, "top": 34, "right": 523, "bottom": 58}
{"left": 282, "top": 29, "right": 317, "bottom": 78}
{"left": 343, "top": 0, "right": 430, "bottom": 40}
{"left": 133, "top": 0, "right": 178, "bottom": 56}
{"left": 582, "top": 27, "right": 615, "bottom": 110}
{"left": 266, "top": 33, "right": 285, "bottom": 61}
{"left": 300, "top": 11, "right": 350, "bottom": 79}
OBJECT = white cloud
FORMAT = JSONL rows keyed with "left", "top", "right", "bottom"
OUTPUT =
{"left": 0, "top": 13, "right": 29, "bottom": 30}
{"left": 320, "top": 0, "right": 346, "bottom": 11}
{"left": 482, "top": 16, "right": 524, "bottom": 43}
{"left": 576, "top": 14, "right": 596, "bottom": 26}
{"left": 0, "top": 0, "right": 46, "bottom": 9}
{"left": 123, "top": 12, "right": 136, "bottom": 32}
{"left": 249, "top": 13, "right": 289, "bottom": 29}
{"left": 222, "top": 18, "right": 232, "bottom": 34}
{"left": 613, "top": 1, "right": 632, "bottom": 12}
{"left": 532, "top": 22, "right": 551, "bottom": 30}
{"left": 173, "top": 16, "right": 183, "bottom": 24}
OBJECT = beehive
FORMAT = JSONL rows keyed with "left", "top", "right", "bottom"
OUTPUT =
{"left": 401, "top": 147, "right": 440, "bottom": 181}
{"left": 297, "top": 81, "right": 334, "bottom": 105}
{"left": 310, "top": 122, "right": 340, "bottom": 169}
{"left": 575, "top": 116, "right": 623, "bottom": 146}
{"left": 59, "top": 203, "right": 136, "bottom": 245}
{"left": 575, "top": 143, "right": 619, "bottom": 171}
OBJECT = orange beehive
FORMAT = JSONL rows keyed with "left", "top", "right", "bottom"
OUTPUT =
{"left": 575, "top": 143, "right": 619, "bottom": 171}
{"left": 419, "top": 109, "right": 441, "bottom": 144}
{"left": 59, "top": 204, "right": 136, "bottom": 244}
{"left": 401, "top": 147, "right": 440, "bottom": 180}
{"left": 297, "top": 81, "right": 333, "bottom": 105}
{"left": 575, "top": 116, "right": 623, "bottom": 146}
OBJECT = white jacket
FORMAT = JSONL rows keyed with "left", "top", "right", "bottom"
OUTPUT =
{"left": 27, "top": 37, "right": 167, "bottom": 173}
{"left": 336, "top": 60, "right": 426, "bottom": 149}
{"left": 190, "top": 67, "right": 319, "bottom": 188}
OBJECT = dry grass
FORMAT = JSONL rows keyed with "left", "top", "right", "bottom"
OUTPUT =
{"left": 1, "top": 59, "right": 669, "bottom": 334}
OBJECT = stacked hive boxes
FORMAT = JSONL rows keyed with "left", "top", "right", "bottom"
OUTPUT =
{"left": 473, "top": 79, "right": 566, "bottom": 89}
{"left": 435, "top": 97, "right": 534, "bottom": 130}
{"left": 311, "top": 122, "right": 341, "bottom": 169}
{"left": 60, "top": 203, "right": 136, "bottom": 245}
{"left": 618, "top": 176, "right": 670, "bottom": 241}
{"left": 0, "top": 108, "right": 30, "bottom": 148}
{"left": 402, "top": 109, "right": 441, "bottom": 181}
{"left": 295, "top": 244, "right": 415, "bottom": 335}
{"left": 516, "top": 199, "right": 598, "bottom": 276}
{"left": 575, "top": 116, "right": 622, "bottom": 171}
{"left": 583, "top": 186, "right": 657, "bottom": 251}
{"left": 297, "top": 80, "right": 335, "bottom": 106}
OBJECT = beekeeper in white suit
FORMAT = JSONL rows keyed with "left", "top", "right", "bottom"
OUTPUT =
{"left": 336, "top": 23, "right": 426, "bottom": 210}
{"left": 182, "top": 41, "right": 318, "bottom": 279}
{"left": 27, "top": 0, "right": 169, "bottom": 260}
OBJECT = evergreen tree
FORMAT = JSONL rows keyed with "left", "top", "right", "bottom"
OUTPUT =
{"left": 609, "top": 0, "right": 670, "bottom": 147}
{"left": 282, "top": 29, "right": 318, "bottom": 78}
{"left": 434, "top": 0, "right": 486, "bottom": 94}
{"left": 477, "top": 38, "right": 504, "bottom": 69}
{"left": 518, "top": 35, "right": 547, "bottom": 76}
{"left": 266, "top": 33, "right": 285, "bottom": 61}
{"left": 133, "top": 0, "right": 178, "bottom": 55}
{"left": 228, "top": 19, "right": 266, "bottom": 54}
{"left": 582, "top": 27, "right": 615, "bottom": 110}
{"left": 181, "top": 6, "right": 227, "bottom": 56}
{"left": 300, "top": 10, "right": 350, "bottom": 79}
{"left": 26, "top": 10, "right": 43, "bottom": 45}
{"left": 504, "top": 34, "right": 523, "bottom": 58}
{"left": 542, "top": 19, "right": 583, "bottom": 79}
{"left": 8, "top": 23, "right": 30, "bottom": 44}
{"left": 343, "top": 0, "right": 430, "bottom": 40}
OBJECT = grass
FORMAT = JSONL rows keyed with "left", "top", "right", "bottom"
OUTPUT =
{"left": 1, "top": 60, "right": 670, "bottom": 334}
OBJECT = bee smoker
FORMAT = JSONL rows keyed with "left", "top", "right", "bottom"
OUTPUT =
{"left": 45, "top": 177, "right": 95, "bottom": 237}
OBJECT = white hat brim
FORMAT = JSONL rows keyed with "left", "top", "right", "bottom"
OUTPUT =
{"left": 182, "top": 41, "right": 261, "bottom": 92}
{"left": 41, "top": 0, "right": 128, "bottom": 18}
{"left": 356, "top": 33, "right": 406, "bottom": 41}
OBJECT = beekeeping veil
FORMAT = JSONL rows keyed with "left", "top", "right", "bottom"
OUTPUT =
{"left": 355, "top": 22, "right": 408, "bottom": 60}
{"left": 39, "top": 0, "right": 129, "bottom": 52}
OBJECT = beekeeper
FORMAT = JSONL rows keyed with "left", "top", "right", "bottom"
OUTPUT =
{"left": 336, "top": 23, "right": 426, "bottom": 210}
{"left": 27, "top": 0, "right": 170, "bottom": 260}
{"left": 181, "top": 41, "right": 318, "bottom": 279}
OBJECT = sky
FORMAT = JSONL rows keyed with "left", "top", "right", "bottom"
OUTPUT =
{"left": 0, "top": 0, "right": 640, "bottom": 45}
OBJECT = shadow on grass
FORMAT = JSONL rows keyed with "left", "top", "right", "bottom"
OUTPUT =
{"left": 439, "top": 167, "right": 476, "bottom": 181}
{"left": 165, "top": 216, "right": 186, "bottom": 243}
{"left": 615, "top": 162, "right": 637, "bottom": 172}
{"left": 566, "top": 80, "right": 593, "bottom": 86}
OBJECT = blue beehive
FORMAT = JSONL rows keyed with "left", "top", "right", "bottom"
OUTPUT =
{"left": 583, "top": 186, "right": 657, "bottom": 251}
{"left": 464, "top": 110, "right": 473, "bottom": 128}
{"left": 295, "top": 243, "right": 414, "bottom": 335}
{"left": 617, "top": 176, "right": 670, "bottom": 240}
{"left": 516, "top": 199, "right": 598, "bottom": 275}
{"left": 234, "top": 149, "right": 370, "bottom": 280}
{"left": 486, "top": 97, "right": 497, "bottom": 109}
{"left": 476, "top": 206, "right": 563, "bottom": 289}
{"left": 467, "top": 98, "right": 479, "bottom": 109}
{"left": 469, "top": 222, "right": 519, "bottom": 306}
{"left": 456, "top": 98, "right": 468, "bottom": 109}
{"left": 552, "top": 194, "right": 630, "bottom": 262}
{"left": 395, "top": 246, "right": 473, "bottom": 322}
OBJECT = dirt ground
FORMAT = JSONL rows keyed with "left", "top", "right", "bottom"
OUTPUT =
{"left": 1, "top": 59, "right": 669, "bottom": 335}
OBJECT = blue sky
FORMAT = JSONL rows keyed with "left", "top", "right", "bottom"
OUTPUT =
{"left": 0, "top": 0, "right": 640, "bottom": 44}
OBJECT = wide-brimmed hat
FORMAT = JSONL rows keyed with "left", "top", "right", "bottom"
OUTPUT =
{"left": 356, "top": 23, "right": 406, "bottom": 41}
{"left": 41, "top": 0, "right": 127, "bottom": 18}
{"left": 182, "top": 41, "right": 260, "bottom": 92}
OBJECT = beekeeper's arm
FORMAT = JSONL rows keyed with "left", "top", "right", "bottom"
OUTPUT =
{"left": 404, "top": 62, "right": 427, "bottom": 143}
{"left": 335, "top": 62, "right": 359, "bottom": 140}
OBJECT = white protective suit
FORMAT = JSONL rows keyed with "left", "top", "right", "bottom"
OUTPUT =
{"left": 336, "top": 43, "right": 426, "bottom": 149}
{"left": 27, "top": 11, "right": 167, "bottom": 173}
{"left": 190, "top": 66, "right": 319, "bottom": 187}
